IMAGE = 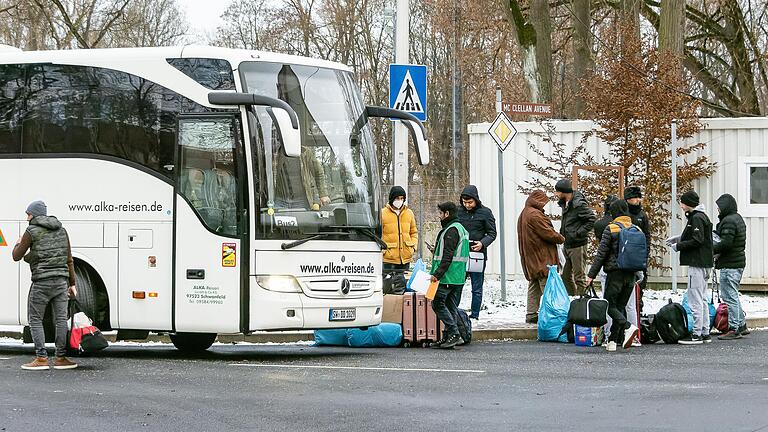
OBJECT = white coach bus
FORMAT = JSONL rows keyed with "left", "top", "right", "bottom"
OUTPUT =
{"left": 0, "top": 45, "right": 428, "bottom": 351}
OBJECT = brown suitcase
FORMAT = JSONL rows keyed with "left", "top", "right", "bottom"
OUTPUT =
{"left": 402, "top": 292, "right": 432, "bottom": 347}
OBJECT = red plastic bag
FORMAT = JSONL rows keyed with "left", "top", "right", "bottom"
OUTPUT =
{"left": 714, "top": 303, "right": 729, "bottom": 333}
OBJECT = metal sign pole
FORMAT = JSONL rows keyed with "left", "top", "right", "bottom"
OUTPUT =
{"left": 671, "top": 121, "right": 678, "bottom": 294}
{"left": 495, "top": 88, "right": 507, "bottom": 302}
{"left": 393, "top": 0, "right": 410, "bottom": 194}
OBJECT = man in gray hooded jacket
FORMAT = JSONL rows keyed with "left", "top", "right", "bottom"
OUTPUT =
{"left": 12, "top": 201, "right": 78, "bottom": 371}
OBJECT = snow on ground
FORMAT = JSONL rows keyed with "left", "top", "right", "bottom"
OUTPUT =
{"left": 458, "top": 278, "right": 768, "bottom": 329}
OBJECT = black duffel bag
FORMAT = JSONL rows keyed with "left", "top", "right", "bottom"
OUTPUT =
{"left": 559, "top": 284, "right": 608, "bottom": 337}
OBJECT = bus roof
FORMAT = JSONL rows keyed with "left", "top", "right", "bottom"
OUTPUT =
{"left": 0, "top": 45, "right": 353, "bottom": 72}
{"left": 0, "top": 45, "right": 354, "bottom": 108}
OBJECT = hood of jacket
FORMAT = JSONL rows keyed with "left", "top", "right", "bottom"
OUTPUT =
{"left": 525, "top": 190, "right": 549, "bottom": 211}
{"left": 460, "top": 185, "right": 483, "bottom": 209}
{"left": 30, "top": 215, "right": 62, "bottom": 231}
{"left": 716, "top": 194, "right": 738, "bottom": 219}
{"left": 612, "top": 215, "right": 633, "bottom": 229}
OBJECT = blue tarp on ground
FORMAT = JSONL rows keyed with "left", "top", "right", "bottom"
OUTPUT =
{"left": 314, "top": 323, "right": 403, "bottom": 347}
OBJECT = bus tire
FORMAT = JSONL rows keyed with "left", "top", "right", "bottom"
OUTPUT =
{"left": 169, "top": 333, "right": 217, "bottom": 352}
{"left": 73, "top": 262, "right": 110, "bottom": 329}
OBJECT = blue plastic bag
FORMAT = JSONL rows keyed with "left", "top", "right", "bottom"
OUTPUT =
{"left": 538, "top": 265, "right": 570, "bottom": 343}
{"left": 406, "top": 259, "right": 426, "bottom": 292}
{"left": 682, "top": 292, "right": 716, "bottom": 333}
{"left": 313, "top": 329, "right": 349, "bottom": 346}
{"left": 347, "top": 323, "right": 403, "bottom": 348}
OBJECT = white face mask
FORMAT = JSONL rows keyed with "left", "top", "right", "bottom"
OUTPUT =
{"left": 392, "top": 199, "right": 404, "bottom": 209}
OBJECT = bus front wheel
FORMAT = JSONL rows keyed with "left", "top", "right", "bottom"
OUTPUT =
{"left": 169, "top": 332, "right": 217, "bottom": 352}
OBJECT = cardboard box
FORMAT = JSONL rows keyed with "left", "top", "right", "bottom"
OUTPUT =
{"left": 382, "top": 294, "right": 404, "bottom": 324}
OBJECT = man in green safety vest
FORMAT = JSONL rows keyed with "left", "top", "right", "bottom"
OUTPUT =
{"left": 430, "top": 202, "right": 470, "bottom": 349}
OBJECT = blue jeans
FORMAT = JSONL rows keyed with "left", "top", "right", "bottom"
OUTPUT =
{"left": 719, "top": 268, "right": 746, "bottom": 330}
{"left": 469, "top": 272, "right": 484, "bottom": 318}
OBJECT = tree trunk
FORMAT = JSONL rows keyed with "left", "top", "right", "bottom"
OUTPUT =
{"left": 659, "top": 0, "right": 685, "bottom": 55}
{"left": 570, "top": 0, "right": 592, "bottom": 118}
{"left": 499, "top": 0, "right": 552, "bottom": 103}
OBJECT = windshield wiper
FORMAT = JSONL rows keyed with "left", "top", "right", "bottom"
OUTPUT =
{"left": 281, "top": 233, "right": 336, "bottom": 250}
{"left": 330, "top": 226, "right": 387, "bottom": 250}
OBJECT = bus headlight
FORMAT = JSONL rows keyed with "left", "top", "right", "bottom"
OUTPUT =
{"left": 255, "top": 275, "right": 303, "bottom": 293}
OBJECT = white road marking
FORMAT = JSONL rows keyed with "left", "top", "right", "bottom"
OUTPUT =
{"left": 0, "top": 357, "right": 11, "bottom": 360}
{"left": 230, "top": 363, "right": 485, "bottom": 374}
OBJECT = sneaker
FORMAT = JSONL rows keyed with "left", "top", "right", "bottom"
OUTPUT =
{"left": 702, "top": 334, "right": 712, "bottom": 344}
{"left": 439, "top": 333, "right": 463, "bottom": 349}
{"left": 21, "top": 357, "right": 49, "bottom": 371}
{"left": 739, "top": 324, "right": 750, "bottom": 336}
{"left": 622, "top": 324, "right": 639, "bottom": 349}
{"left": 631, "top": 337, "right": 642, "bottom": 347}
{"left": 717, "top": 330, "right": 743, "bottom": 340}
{"left": 430, "top": 337, "right": 446, "bottom": 349}
{"left": 53, "top": 357, "right": 78, "bottom": 370}
{"left": 606, "top": 341, "right": 617, "bottom": 352}
{"left": 678, "top": 334, "right": 703, "bottom": 345}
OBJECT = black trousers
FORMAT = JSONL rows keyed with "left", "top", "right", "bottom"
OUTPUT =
{"left": 604, "top": 270, "right": 636, "bottom": 343}
{"left": 432, "top": 283, "right": 462, "bottom": 337}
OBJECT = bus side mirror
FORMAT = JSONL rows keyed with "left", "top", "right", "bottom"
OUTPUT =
{"left": 365, "top": 106, "right": 430, "bottom": 165}
{"left": 267, "top": 107, "right": 301, "bottom": 158}
{"left": 208, "top": 92, "right": 302, "bottom": 157}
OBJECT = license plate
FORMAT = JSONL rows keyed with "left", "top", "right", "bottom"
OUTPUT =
{"left": 329, "top": 308, "right": 356, "bottom": 321}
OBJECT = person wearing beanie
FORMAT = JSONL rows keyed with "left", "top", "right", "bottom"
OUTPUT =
{"left": 458, "top": 185, "right": 497, "bottom": 319}
{"left": 12, "top": 201, "right": 78, "bottom": 370}
{"left": 624, "top": 186, "right": 650, "bottom": 313}
{"left": 554, "top": 179, "right": 596, "bottom": 296}
{"left": 586, "top": 199, "right": 640, "bottom": 352}
{"left": 668, "top": 190, "right": 714, "bottom": 345}
{"left": 381, "top": 186, "right": 418, "bottom": 293}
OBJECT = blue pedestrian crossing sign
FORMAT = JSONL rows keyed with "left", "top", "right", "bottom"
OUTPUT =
{"left": 389, "top": 64, "right": 427, "bottom": 121}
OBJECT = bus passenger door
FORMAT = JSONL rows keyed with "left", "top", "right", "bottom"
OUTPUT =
{"left": 174, "top": 115, "right": 245, "bottom": 334}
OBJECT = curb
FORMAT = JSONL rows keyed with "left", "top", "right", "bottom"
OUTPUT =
{"left": 2, "top": 318, "right": 765, "bottom": 345}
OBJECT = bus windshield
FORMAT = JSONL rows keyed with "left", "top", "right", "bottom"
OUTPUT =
{"left": 241, "top": 62, "right": 380, "bottom": 240}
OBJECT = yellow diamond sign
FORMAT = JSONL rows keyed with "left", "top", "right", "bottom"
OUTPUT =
{"left": 488, "top": 112, "right": 517, "bottom": 152}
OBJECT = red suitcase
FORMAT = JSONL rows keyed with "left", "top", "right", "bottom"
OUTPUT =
{"left": 402, "top": 292, "right": 431, "bottom": 347}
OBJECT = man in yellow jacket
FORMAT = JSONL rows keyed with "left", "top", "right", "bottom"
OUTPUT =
{"left": 381, "top": 186, "right": 418, "bottom": 293}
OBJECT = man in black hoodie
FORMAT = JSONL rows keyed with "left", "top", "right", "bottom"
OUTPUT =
{"left": 458, "top": 185, "right": 497, "bottom": 319}
{"left": 713, "top": 194, "right": 748, "bottom": 340}
{"left": 555, "top": 179, "right": 596, "bottom": 296}
{"left": 668, "top": 190, "right": 713, "bottom": 345}
{"left": 624, "top": 186, "right": 650, "bottom": 311}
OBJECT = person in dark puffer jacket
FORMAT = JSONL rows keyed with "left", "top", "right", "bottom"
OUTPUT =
{"left": 586, "top": 199, "right": 640, "bottom": 352}
{"left": 458, "top": 185, "right": 497, "bottom": 319}
{"left": 624, "top": 186, "right": 650, "bottom": 311}
{"left": 12, "top": 201, "right": 78, "bottom": 371}
{"left": 713, "top": 193, "right": 749, "bottom": 340}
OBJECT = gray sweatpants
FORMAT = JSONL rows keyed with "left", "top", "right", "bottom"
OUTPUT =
{"left": 28, "top": 277, "right": 69, "bottom": 358}
{"left": 687, "top": 267, "right": 711, "bottom": 337}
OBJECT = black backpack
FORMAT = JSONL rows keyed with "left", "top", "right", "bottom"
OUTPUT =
{"left": 456, "top": 309, "right": 472, "bottom": 344}
{"left": 383, "top": 270, "right": 406, "bottom": 295}
{"left": 640, "top": 314, "right": 661, "bottom": 344}
{"left": 654, "top": 300, "right": 689, "bottom": 344}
